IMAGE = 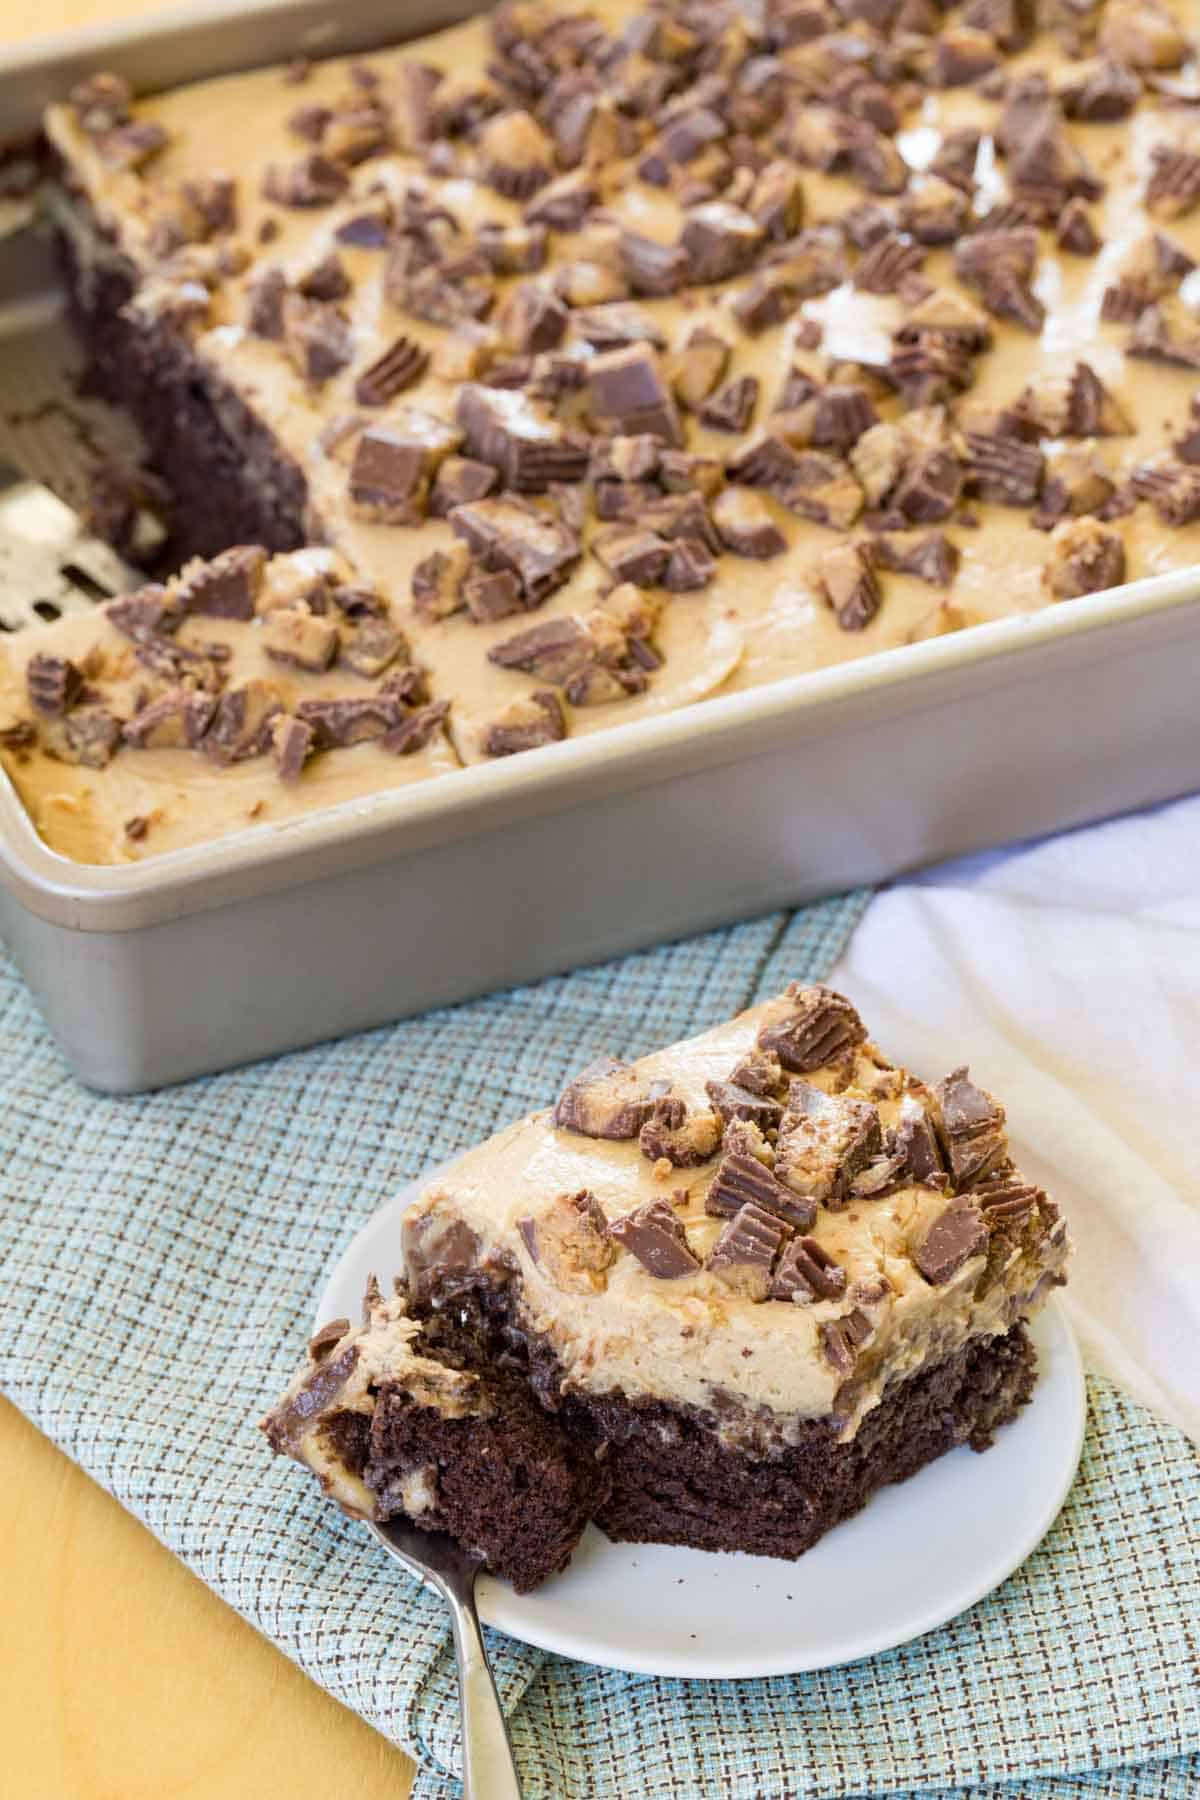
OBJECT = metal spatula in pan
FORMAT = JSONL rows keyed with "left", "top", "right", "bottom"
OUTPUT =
{"left": 0, "top": 463, "right": 139, "bottom": 633}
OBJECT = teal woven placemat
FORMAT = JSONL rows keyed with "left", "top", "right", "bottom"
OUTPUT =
{"left": 1, "top": 887, "right": 1196, "bottom": 1800}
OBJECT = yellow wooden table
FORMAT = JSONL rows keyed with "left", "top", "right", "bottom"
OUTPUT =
{"left": 0, "top": 2, "right": 415, "bottom": 1792}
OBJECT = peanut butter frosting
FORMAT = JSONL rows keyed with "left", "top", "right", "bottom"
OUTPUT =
{"left": 5, "top": 0, "right": 1200, "bottom": 859}
{"left": 399, "top": 983, "right": 1070, "bottom": 1446}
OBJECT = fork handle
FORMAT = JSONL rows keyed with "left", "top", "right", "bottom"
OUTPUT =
{"left": 446, "top": 1575, "right": 523, "bottom": 1800}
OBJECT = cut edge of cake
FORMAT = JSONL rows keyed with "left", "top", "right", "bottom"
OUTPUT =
{"left": 261, "top": 1276, "right": 606, "bottom": 1592}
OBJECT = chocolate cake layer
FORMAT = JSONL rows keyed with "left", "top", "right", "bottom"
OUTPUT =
{"left": 56, "top": 224, "right": 310, "bottom": 564}
{"left": 365, "top": 1367, "right": 605, "bottom": 1592}
{"left": 573, "top": 1322, "right": 1036, "bottom": 1558}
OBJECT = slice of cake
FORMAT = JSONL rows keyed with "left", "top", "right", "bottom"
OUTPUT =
{"left": 264, "top": 983, "right": 1069, "bottom": 1583}
{"left": 261, "top": 1278, "right": 605, "bottom": 1592}
{"left": 400, "top": 983, "right": 1070, "bottom": 1561}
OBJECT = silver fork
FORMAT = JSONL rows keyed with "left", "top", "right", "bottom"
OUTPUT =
{"left": 368, "top": 1519, "right": 523, "bottom": 1799}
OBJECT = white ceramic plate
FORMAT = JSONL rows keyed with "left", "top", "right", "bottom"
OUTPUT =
{"left": 317, "top": 1180, "right": 1086, "bottom": 1680}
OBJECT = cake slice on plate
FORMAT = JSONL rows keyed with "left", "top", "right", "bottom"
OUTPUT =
{"left": 264, "top": 984, "right": 1069, "bottom": 1584}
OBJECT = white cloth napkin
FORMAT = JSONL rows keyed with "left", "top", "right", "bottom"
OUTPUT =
{"left": 831, "top": 792, "right": 1200, "bottom": 1446}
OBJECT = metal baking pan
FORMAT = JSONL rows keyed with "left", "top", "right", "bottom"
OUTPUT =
{"left": 2, "top": 0, "right": 1200, "bottom": 1092}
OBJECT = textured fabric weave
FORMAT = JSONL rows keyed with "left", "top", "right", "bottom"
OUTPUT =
{"left": 0, "top": 888, "right": 1195, "bottom": 1800}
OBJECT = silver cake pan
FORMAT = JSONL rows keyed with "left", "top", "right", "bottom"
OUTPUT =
{"left": 1, "top": 0, "right": 1199, "bottom": 1092}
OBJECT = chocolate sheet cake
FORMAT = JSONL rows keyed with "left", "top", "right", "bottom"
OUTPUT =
{"left": 4, "top": 0, "right": 1200, "bottom": 860}
{"left": 264, "top": 984, "right": 1070, "bottom": 1586}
